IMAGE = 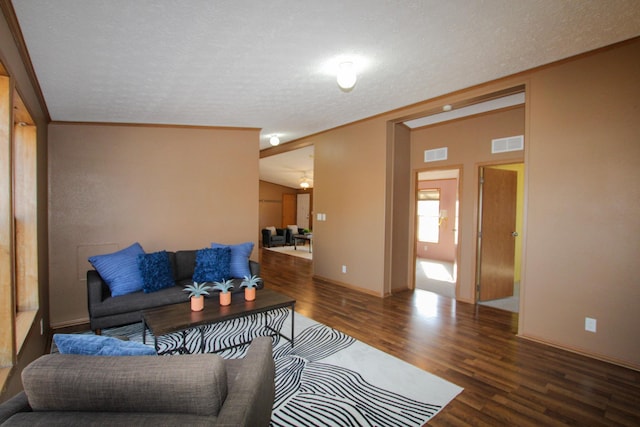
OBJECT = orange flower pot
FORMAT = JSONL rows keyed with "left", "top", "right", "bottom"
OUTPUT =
{"left": 191, "top": 296, "right": 204, "bottom": 312}
{"left": 219, "top": 292, "right": 231, "bottom": 306}
{"left": 245, "top": 287, "right": 256, "bottom": 301}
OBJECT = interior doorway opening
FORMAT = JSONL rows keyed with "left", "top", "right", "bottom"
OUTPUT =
{"left": 414, "top": 168, "right": 460, "bottom": 298}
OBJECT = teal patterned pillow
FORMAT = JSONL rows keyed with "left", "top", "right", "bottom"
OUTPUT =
{"left": 193, "top": 247, "right": 231, "bottom": 282}
{"left": 137, "top": 251, "right": 175, "bottom": 293}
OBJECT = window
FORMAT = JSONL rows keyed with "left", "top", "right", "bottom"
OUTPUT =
{"left": 0, "top": 69, "right": 13, "bottom": 369}
{"left": 0, "top": 62, "right": 38, "bottom": 372}
{"left": 417, "top": 189, "right": 440, "bottom": 243}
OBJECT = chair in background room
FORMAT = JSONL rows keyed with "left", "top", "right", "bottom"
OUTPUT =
{"left": 261, "top": 226, "right": 287, "bottom": 247}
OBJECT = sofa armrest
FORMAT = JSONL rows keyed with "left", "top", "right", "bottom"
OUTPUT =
{"left": 216, "top": 337, "right": 275, "bottom": 427}
{"left": 0, "top": 391, "right": 31, "bottom": 424}
{"left": 87, "top": 270, "right": 110, "bottom": 331}
{"left": 87, "top": 270, "right": 109, "bottom": 306}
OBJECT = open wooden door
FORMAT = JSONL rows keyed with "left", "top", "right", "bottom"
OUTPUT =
{"left": 282, "top": 193, "right": 296, "bottom": 228}
{"left": 477, "top": 167, "right": 517, "bottom": 301}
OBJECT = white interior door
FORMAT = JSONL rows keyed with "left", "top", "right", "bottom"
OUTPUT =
{"left": 297, "top": 193, "right": 310, "bottom": 229}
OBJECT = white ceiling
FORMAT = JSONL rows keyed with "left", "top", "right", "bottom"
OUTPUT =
{"left": 10, "top": 1, "right": 640, "bottom": 188}
{"left": 260, "top": 145, "right": 314, "bottom": 189}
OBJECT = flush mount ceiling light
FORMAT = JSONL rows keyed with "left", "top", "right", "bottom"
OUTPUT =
{"left": 322, "top": 55, "right": 369, "bottom": 92}
{"left": 336, "top": 61, "right": 357, "bottom": 91}
{"left": 299, "top": 175, "right": 311, "bottom": 189}
{"left": 269, "top": 135, "right": 280, "bottom": 146}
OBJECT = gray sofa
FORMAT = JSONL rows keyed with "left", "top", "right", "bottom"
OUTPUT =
{"left": 88, "top": 249, "right": 261, "bottom": 333}
{"left": 0, "top": 337, "right": 275, "bottom": 426}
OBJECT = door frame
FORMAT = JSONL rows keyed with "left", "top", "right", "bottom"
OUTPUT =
{"left": 411, "top": 165, "right": 463, "bottom": 298}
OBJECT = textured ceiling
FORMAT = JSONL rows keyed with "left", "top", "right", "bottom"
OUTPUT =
{"left": 10, "top": 1, "right": 640, "bottom": 188}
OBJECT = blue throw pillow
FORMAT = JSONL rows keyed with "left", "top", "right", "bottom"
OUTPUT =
{"left": 88, "top": 242, "right": 145, "bottom": 297}
{"left": 53, "top": 334, "right": 156, "bottom": 356}
{"left": 137, "top": 250, "right": 175, "bottom": 293}
{"left": 211, "top": 242, "right": 254, "bottom": 278}
{"left": 193, "top": 247, "right": 231, "bottom": 282}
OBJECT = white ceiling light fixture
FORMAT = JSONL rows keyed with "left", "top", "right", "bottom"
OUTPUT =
{"left": 269, "top": 135, "right": 280, "bottom": 146}
{"left": 337, "top": 61, "right": 357, "bottom": 91}
{"left": 299, "top": 174, "right": 311, "bottom": 189}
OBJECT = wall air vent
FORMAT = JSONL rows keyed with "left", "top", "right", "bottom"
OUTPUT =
{"left": 492, "top": 135, "right": 524, "bottom": 154}
{"left": 424, "top": 147, "right": 448, "bottom": 163}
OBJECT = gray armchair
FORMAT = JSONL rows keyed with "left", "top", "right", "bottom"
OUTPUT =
{"left": 261, "top": 227, "right": 287, "bottom": 247}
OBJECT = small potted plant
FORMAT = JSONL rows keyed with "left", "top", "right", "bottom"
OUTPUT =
{"left": 183, "top": 281, "right": 212, "bottom": 311}
{"left": 241, "top": 275, "right": 262, "bottom": 301}
{"left": 212, "top": 279, "right": 235, "bottom": 306}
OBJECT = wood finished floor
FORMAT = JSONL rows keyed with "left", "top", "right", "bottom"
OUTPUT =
{"left": 259, "top": 248, "right": 640, "bottom": 426}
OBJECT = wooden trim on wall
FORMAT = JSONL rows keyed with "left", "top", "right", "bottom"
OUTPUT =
{"left": 0, "top": 0, "right": 50, "bottom": 122}
{"left": 50, "top": 120, "right": 260, "bottom": 132}
{"left": 260, "top": 139, "right": 314, "bottom": 158}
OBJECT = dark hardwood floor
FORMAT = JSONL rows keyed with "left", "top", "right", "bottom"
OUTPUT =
{"left": 260, "top": 248, "right": 640, "bottom": 426}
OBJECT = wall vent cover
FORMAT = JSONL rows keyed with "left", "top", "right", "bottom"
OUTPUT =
{"left": 492, "top": 135, "right": 524, "bottom": 153}
{"left": 424, "top": 147, "right": 448, "bottom": 163}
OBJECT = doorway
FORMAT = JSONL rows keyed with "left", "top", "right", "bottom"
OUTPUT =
{"left": 476, "top": 163, "right": 524, "bottom": 312}
{"left": 297, "top": 193, "right": 310, "bottom": 229}
{"left": 414, "top": 168, "right": 460, "bottom": 298}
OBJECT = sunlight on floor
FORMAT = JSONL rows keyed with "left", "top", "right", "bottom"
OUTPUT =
{"left": 414, "top": 290, "right": 439, "bottom": 318}
{"left": 418, "top": 260, "right": 455, "bottom": 283}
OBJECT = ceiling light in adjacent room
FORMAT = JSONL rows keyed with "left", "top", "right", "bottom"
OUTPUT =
{"left": 299, "top": 175, "right": 310, "bottom": 189}
{"left": 269, "top": 135, "right": 280, "bottom": 146}
{"left": 337, "top": 62, "right": 357, "bottom": 91}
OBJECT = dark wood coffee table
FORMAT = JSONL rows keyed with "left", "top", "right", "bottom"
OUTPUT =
{"left": 141, "top": 289, "right": 295, "bottom": 355}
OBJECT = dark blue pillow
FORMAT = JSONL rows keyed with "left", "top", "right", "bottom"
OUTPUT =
{"left": 88, "top": 242, "right": 145, "bottom": 297}
{"left": 211, "top": 242, "right": 254, "bottom": 278}
{"left": 137, "top": 251, "right": 175, "bottom": 293}
{"left": 193, "top": 247, "right": 231, "bottom": 282}
{"left": 53, "top": 334, "right": 156, "bottom": 356}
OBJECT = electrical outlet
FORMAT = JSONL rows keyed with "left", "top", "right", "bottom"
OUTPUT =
{"left": 341, "top": 265, "right": 347, "bottom": 274}
{"left": 585, "top": 317, "right": 597, "bottom": 333}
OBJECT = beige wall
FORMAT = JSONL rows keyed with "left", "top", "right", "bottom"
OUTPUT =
{"left": 312, "top": 118, "right": 389, "bottom": 295}
{"left": 48, "top": 123, "right": 259, "bottom": 327}
{"left": 411, "top": 107, "right": 525, "bottom": 301}
{"left": 0, "top": 12, "right": 49, "bottom": 401}
{"left": 521, "top": 40, "right": 640, "bottom": 367}
{"left": 295, "top": 39, "right": 639, "bottom": 368}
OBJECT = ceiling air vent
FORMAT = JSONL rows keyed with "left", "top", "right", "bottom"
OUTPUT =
{"left": 424, "top": 147, "right": 448, "bottom": 163}
{"left": 492, "top": 135, "right": 524, "bottom": 154}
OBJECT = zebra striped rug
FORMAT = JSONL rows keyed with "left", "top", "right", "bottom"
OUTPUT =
{"left": 77, "top": 309, "right": 462, "bottom": 426}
